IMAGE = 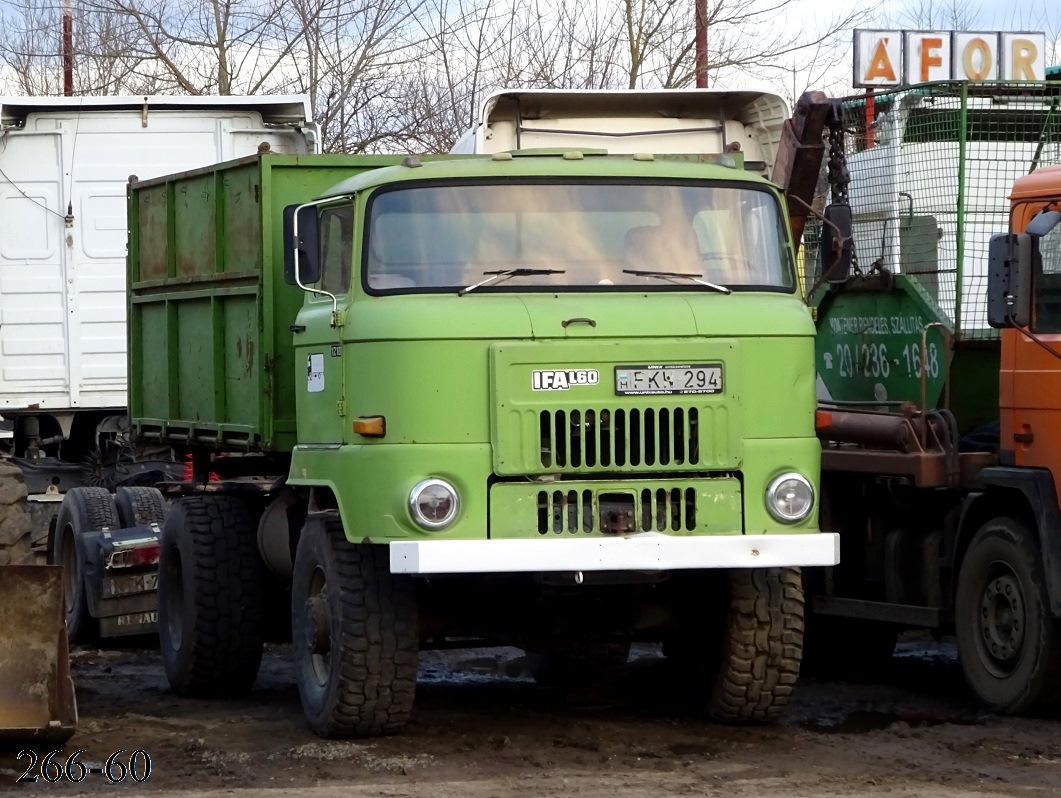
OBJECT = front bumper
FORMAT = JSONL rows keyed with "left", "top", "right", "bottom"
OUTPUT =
{"left": 389, "top": 531, "right": 839, "bottom": 574}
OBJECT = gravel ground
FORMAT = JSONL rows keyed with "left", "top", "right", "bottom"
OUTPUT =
{"left": 2, "top": 637, "right": 1059, "bottom": 797}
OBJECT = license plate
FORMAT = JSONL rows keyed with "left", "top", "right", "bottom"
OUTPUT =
{"left": 614, "top": 364, "right": 723, "bottom": 395}
{"left": 102, "top": 571, "right": 158, "bottom": 598}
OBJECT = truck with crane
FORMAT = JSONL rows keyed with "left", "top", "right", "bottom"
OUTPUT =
{"left": 807, "top": 77, "right": 1061, "bottom": 715}
{"left": 109, "top": 88, "right": 843, "bottom": 738}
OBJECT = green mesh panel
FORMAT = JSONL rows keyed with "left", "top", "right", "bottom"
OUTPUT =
{"left": 804, "top": 81, "right": 1061, "bottom": 342}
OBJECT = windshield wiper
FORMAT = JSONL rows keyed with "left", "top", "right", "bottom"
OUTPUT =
{"left": 458, "top": 268, "right": 566, "bottom": 296}
{"left": 622, "top": 269, "right": 732, "bottom": 295}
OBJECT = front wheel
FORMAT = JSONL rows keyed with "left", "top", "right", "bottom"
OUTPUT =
{"left": 955, "top": 517, "right": 1061, "bottom": 715}
{"left": 671, "top": 567, "right": 804, "bottom": 724}
{"left": 292, "top": 518, "right": 418, "bottom": 738}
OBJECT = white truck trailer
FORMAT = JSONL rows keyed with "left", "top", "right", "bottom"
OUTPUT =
{"left": 0, "top": 96, "right": 319, "bottom": 560}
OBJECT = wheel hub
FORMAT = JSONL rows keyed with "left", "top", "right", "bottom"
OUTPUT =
{"left": 979, "top": 574, "right": 1024, "bottom": 668}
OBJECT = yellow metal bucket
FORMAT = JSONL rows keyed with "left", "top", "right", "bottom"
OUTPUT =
{"left": 0, "top": 565, "right": 77, "bottom": 743}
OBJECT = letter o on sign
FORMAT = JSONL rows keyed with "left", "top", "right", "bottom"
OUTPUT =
{"left": 962, "top": 37, "right": 992, "bottom": 79}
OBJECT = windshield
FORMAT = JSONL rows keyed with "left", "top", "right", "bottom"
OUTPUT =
{"left": 363, "top": 181, "right": 793, "bottom": 292}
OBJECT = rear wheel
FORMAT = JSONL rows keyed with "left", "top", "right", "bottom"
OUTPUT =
{"left": 115, "top": 486, "right": 167, "bottom": 528}
{"left": 955, "top": 517, "right": 1061, "bottom": 715}
{"left": 292, "top": 517, "right": 418, "bottom": 738}
{"left": 0, "top": 462, "right": 33, "bottom": 566}
{"left": 158, "top": 495, "right": 266, "bottom": 697}
{"left": 51, "top": 487, "right": 120, "bottom": 643}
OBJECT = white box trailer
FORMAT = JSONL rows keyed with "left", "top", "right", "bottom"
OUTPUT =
{"left": 0, "top": 97, "right": 319, "bottom": 649}
{"left": 0, "top": 96, "right": 318, "bottom": 431}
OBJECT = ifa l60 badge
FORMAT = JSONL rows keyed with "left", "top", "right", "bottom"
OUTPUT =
{"left": 532, "top": 370, "right": 599, "bottom": 390}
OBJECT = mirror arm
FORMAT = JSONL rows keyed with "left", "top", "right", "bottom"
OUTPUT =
{"left": 790, "top": 195, "right": 854, "bottom": 298}
{"left": 291, "top": 195, "right": 353, "bottom": 327}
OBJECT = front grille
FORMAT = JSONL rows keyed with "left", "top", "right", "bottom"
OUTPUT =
{"left": 539, "top": 408, "right": 699, "bottom": 469}
{"left": 537, "top": 487, "right": 697, "bottom": 535}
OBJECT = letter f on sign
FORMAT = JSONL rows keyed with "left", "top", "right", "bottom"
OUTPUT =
{"left": 921, "top": 37, "right": 943, "bottom": 81}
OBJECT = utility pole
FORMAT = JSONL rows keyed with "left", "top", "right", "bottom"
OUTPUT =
{"left": 695, "top": 0, "right": 707, "bottom": 87}
{"left": 63, "top": 0, "right": 74, "bottom": 96}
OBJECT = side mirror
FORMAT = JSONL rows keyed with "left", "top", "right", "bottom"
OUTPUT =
{"left": 1027, "top": 209, "right": 1061, "bottom": 238}
{"left": 819, "top": 203, "right": 853, "bottom": 283}
{"left": 987, "top": 232, "right": 1032, "bottom": 328}
{"left": 283, "top": 204, "right": 321, "bottom": 287}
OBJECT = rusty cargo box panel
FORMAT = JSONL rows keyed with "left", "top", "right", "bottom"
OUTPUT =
{"left": 128, "top": 153, "right": 403, "bottom": 452}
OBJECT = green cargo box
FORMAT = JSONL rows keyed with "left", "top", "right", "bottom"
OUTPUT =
{"left": 127, "top": 153, "right": 403, "bottom": 453}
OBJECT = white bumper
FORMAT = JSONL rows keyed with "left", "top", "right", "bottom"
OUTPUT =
{"left": 389, "top": 532, "right": 839, "bottom": 575}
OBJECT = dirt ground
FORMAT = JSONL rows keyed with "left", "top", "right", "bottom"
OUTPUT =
{"left": 2, "top": 638, "right": 1060, "bottom": 797}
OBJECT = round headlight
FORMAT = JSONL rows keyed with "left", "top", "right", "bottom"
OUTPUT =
{"left": 409, "top": 479, "right": 459, "bottom": 530}
{"left": 765, "top": 472, "right": 814, "bottom": 524}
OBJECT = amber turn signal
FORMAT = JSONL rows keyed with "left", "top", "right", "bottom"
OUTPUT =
{"left": 353, "top": 416, "right": 386, "bottom": 437}
{"left": 815, "top": 410, "right": 832, "bottom": 431}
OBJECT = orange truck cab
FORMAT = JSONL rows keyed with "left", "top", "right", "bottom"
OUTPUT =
{"left": 998, "top": 165, "right": 1061, "bottom": 486}
{"left": 968, "top": 165, "right": 1061, "bottom": 712}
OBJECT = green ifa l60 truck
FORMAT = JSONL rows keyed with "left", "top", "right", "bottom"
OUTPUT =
{"left": 126, "top": 90, "right": 839, "bottom": 738}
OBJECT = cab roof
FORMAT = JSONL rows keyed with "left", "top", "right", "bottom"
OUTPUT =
{"left": 0, "top": 94, "right": 313, "bottom": 127}
{"left": 1010, "top": 164, "right": 1061, "bottom": 201}
{"left": 318, "top": 152, "right": 771, "bottom": 199}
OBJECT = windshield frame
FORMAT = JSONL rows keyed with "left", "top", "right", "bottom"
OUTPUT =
{"left": 359, "top": 177, "right": 796, "bottom": 297}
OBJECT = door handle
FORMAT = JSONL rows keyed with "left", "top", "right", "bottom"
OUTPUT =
{"left": 290, "top": 324, "right": 306, "bottom": 333}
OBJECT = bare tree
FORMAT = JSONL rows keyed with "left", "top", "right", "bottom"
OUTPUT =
{"left": 277, "top": 0, "right": 429, "bottom": 152}
{"left": 0, "top": 0, "right": 160, "bottom": 94}
{"left": 642, "top": 0, "right": 878, "bottom": 89}
{"left": 1003, "top": 1, "right": 1060, "bottom": 68}
{"left": 0, "top": 0, "right": 886, "bottom": 153}
{"left": 78, "top": 0, "right": 312, "bottom": 95}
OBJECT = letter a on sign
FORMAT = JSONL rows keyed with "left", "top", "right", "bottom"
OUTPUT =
{"left": 854, "top": 30, "right": 901, "bottom": 88}
{"left": 868, "top": 41, "right": 897, "bottom": 81}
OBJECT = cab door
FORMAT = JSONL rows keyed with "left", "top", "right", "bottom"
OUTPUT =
{"left": 1007, "top": 206, "right": 1061, "bottom": 489}
{"left": 292, "top": 203, "right": 354, "bottom": 444}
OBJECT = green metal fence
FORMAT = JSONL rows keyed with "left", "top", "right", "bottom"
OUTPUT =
{"left": 804, "top": 80, "right": 1061, "bottom": 342}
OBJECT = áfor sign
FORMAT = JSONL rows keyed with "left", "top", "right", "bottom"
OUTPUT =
{"left": 854, "top": 30, "right": 1046, "bottom": 88}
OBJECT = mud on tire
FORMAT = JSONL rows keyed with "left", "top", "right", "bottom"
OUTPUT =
{"left": 292, "top": 517, "right": 418, "bottom": 738}
{"left": 671, "top": 567, "right": 804, "bottom": 724}
{"left": 706, "top": 567, "right": 804, "bottom": 723}
{"left": 0, "top": 462, "right": 33, "bottom": 566}
{"left": 52, "top": 487, "right": 121, "bottom": 643}
{"left": 115, "top": 486, "right": 167, "bottom": 528}
{"left": 158, "top": 495, "right": 266, "bottom": 697}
